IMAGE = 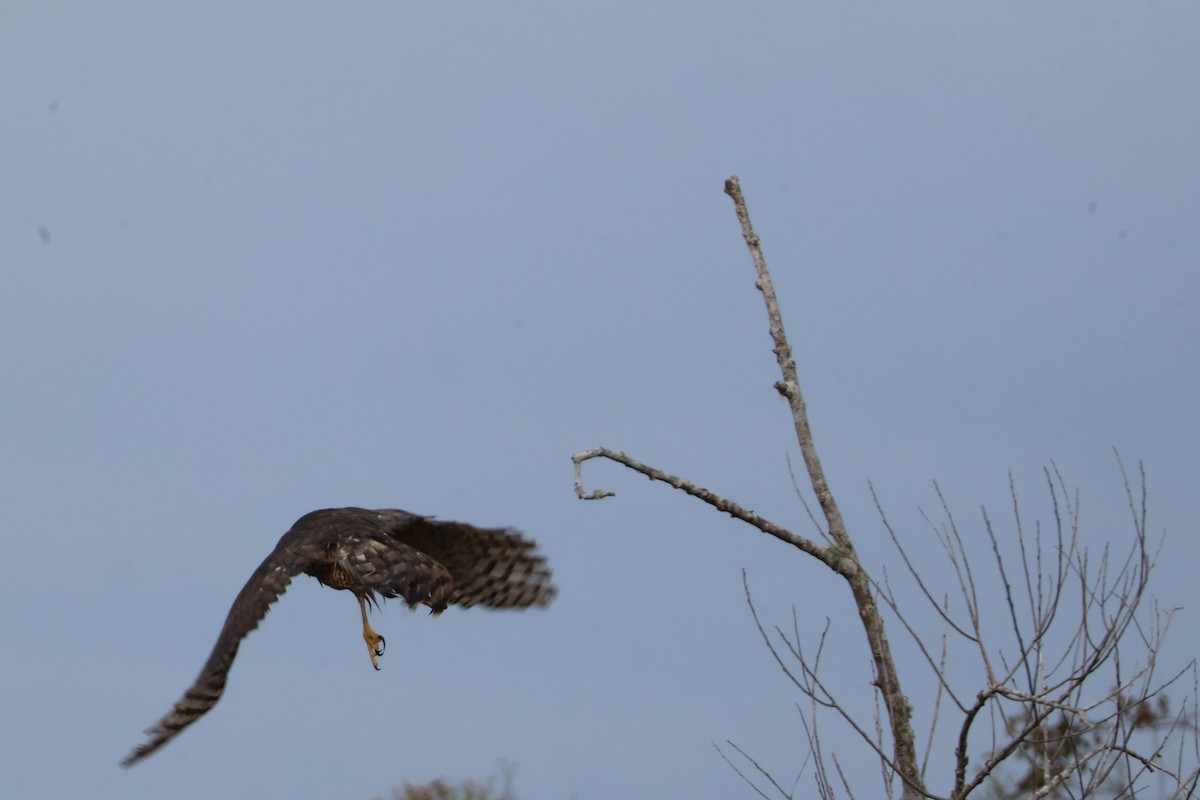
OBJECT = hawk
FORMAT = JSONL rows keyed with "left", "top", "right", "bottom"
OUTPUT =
{"left": 121, "top": 507, "right": 556, "bottom": 767}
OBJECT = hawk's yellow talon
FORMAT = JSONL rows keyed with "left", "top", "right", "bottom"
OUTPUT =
{"left": 358, "top": 594, "right": 386, "bottom": 669}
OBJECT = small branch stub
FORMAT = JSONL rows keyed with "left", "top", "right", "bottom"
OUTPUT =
{"left": 572, "top": 448, "right": 616, "bottom": 500}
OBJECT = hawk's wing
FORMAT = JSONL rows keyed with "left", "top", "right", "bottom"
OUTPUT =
{"left": 372, "top": 510, "right": 558, "bottom": 611}
{"left": 121, "top": 546, "right": 308, "bottom": 768}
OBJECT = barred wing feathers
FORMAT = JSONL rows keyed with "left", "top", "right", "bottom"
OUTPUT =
{"left": 120, "top": 547, "right": 308, "bottom": 767}
{"left": 373, "top": 510, "right": 558, "bottom": 611}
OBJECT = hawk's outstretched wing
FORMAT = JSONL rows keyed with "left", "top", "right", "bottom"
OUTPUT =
{"left": 375, "top": 511, "right": 557, "bottom": 610}
{"left": 121, "top": 507, "right": 556, "bottom": 768}
{"left": 120, "top": 547, "right": 308, "bottom": 767}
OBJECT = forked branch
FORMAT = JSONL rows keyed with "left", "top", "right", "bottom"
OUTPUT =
{"left": 572, "top": 446, "right": 830, "bottom": 565}
{"left": 572, "top": 177, "right": 925, "bottom": 800}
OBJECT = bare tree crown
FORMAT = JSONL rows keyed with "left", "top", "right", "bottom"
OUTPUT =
{"left": 573, "top": 178, "right": 1197, "bottom": 800}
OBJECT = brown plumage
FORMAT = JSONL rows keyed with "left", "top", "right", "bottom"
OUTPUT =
{"left": 121, "top": 507, "right": 556, "bottom": 767}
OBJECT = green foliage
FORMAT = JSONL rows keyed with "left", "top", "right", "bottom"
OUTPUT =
{"left": 982, "top": 693, "right": 1185, "bottom": 799}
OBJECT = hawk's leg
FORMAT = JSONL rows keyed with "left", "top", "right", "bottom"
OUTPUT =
{"left": 356, "top": 594, "right": 386, "bottom": 670}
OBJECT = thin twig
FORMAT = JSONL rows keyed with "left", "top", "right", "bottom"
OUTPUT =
{"left": 572, "top": 447, "right": 835, "bottom": 565}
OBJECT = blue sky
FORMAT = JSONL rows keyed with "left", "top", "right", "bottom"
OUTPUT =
{"left": 2, "top": 3, "right": 1197, "bottom": 799}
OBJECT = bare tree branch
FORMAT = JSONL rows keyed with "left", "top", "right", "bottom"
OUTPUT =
{"left": 723, "top": 175, "right": 923, "bottom": 800}
{"left": 572, "top": 446, "right": 831, "bottom": 563}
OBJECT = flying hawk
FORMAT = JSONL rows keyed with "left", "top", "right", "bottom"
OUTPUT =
{"left": 122, "top": 507, "right": 556, "bottom": 767}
